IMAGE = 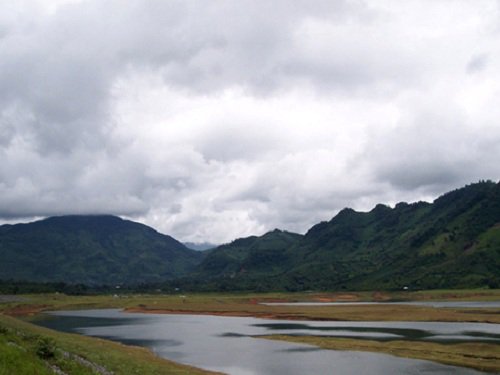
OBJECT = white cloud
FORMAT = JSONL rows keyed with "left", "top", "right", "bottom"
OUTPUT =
{"left": 1, "top": 0, "right": 500, "bottom": 243}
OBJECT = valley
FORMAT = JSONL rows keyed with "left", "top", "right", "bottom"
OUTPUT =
{"left": 1, "top": 290, "right": 499, "bottom": 374}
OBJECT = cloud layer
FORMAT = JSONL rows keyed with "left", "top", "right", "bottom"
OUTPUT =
{"left": 1, "top": 0, "right": 500, "bottom": 242}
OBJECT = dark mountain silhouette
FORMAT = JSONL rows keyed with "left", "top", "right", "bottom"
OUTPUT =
{"left": 0, "top": 215, "right": 204, "bottom": 285}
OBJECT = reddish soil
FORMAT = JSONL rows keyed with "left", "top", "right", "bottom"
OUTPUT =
{"left": 312, "top": 293, "right": 360, "bottom": 302}
{"left": 4, "top": 304, "right": 49, "bottom": 317}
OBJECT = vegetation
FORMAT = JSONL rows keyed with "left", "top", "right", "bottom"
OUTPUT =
{"left": 2, "top": 289, "right": 500, "bottom": 323}
{"left": 0, "top": 312, "right": 218, "bottom": 374}
{"left": 1, "top": 290, "right": 498, "bottom": 374}
{"left": 122, "top": 290, "right": 500, "bottom": 324}
{"left": 190, "top": 180, "right": 500, "bottom": 291}
{"left": 0, "top": 215, "right": 204, "bottom": 285}
{"left": 1, "top": 182, "right": 498, "bottom": 373}
{"left": 261, "top": 335, "right": 500, "bottom": 373}
{"left": 0, "top": 181, "right": 499, "bottom": 291}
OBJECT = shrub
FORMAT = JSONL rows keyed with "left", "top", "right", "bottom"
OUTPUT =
{"left": 35, "top": 337, "right": 56, "bottom": 359}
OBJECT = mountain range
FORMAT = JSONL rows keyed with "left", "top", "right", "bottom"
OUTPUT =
{"left": 1, "top": 181, "right": 499, "bottom": 290}
{"left": 193, "top": 180, "right": 500, "bottom": 290}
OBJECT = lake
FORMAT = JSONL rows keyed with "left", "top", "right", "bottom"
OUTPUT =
{"left": 37, "top": 309, "right": 496, "bottom": 375}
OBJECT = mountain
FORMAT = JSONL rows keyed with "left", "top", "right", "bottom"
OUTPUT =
{"left": 0, "top": 215, "right": 204, "bottom": 285}
{"left": 1, "top": 181, "right": 499, "bottom": 291}
{"left": 183, "top": 242, "right": 218, "bottom": 251}
{"left": 191, "top": 181, "right": 500, "bottom": 291}
{"left": 196, "top": 229, "right": 302, "bottom": 276}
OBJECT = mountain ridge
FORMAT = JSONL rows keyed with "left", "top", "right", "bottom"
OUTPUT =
{"left": 1, "top": 181, "right": 499, "bottom": 291}
{"left": 190, "top": 180, "right": 500, "bottom": 291}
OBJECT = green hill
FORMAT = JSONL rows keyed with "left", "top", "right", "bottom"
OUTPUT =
{"left": 0, "top": 215, "right": 204, "bottom": 285}
{"left": 197, "top": 229, "right": 302, "bottom": 276}
{"left": 192, "top": 181, "right": 500, "bottom": 291}
{"left": 1, "top": 181, "right": 499, "bottom": 291}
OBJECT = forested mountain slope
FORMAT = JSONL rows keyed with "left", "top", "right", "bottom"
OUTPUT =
{"left": 193, "top": 181, "right": 500, "bottom": 290}
{"left": 0, "top": 215, "right": 204, "bottom": 285}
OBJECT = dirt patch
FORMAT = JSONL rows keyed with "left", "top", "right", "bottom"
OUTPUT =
{"left": 372, "top": 292, "right": 391, "bottom": 301}
{"left": 3, "top": 304, "right": 49, "bottom": 317}
{"left": 0, "top": 295, "right": 29, "bottom": 303}
{"left": 312, "top": 294, "right": 360, "bottom": 302}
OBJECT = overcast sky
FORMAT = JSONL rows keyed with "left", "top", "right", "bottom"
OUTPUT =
{"left": 1, "top": 0, "right": 499, "bottom": 243}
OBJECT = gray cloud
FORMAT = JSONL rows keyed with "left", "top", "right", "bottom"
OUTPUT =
{"left": 466, "top": 54, "right": 489, "bottom": 74}
{"left": 1, "top": 1, "right": 500, "bottom": 243}
{"left": 0, "top": 0, "right": 371, "bottom": 155}
{"left": 365, "top": 111, "right": 500, "bottom": 198}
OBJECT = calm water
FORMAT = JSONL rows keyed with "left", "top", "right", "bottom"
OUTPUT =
{"left": 35, "top": 309, "right": 497, "bottom": 375}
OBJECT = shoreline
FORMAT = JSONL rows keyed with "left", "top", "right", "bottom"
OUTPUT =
{"left": 261, "top": 335, "right": 500, "bottom": 373}
{"left": 81, "top": 305, "right": 500, "bottom": 374}
{"left": 3, "top": 290, "right": 500, "bottom": 323}
{"left": 123, "top": 304, "right": 500, "bottom": 324}
{"left": 3, "top": 291, "right": 499, "bottom": 374}
{"left": 124, "top": 306, "right": 335, "bottom": 321}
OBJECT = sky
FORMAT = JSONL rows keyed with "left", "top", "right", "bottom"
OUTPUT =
{"left": 1, "top": 0, "right": 500, "bottom": 244}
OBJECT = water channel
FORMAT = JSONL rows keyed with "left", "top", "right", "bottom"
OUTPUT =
{"left": 35, "top": 309, "right": 499, "bottom": 375}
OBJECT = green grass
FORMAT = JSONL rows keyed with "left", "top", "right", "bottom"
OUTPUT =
{"left": 0, "top": 334, "right": 53, "bottom": 375}
{"left": 0, "top": 317, "right": 92, "bottom": 375}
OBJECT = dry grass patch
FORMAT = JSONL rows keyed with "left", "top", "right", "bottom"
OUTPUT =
{"left": 261, "top": 335, "right": 500, "bottom": 373}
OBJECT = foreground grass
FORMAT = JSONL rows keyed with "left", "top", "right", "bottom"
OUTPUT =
{"left": 261, "top": 335, "right": 500, "bottom": 373}
{"left": 0, "top": 313, "right": 219, "bottom": 375}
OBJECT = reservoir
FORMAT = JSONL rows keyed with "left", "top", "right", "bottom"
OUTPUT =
{"left": 37, "top": 309, "right": 496, "bottom": 375}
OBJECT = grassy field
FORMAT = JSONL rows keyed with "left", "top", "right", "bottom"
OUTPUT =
{"left": 1, "top": 289, "right": 499, "bottom": 374}
{"left": 3, "top": 289, "right": 500, "bottom": 323}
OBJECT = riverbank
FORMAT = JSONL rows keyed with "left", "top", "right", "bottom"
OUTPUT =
{"left": 119, "top": 289, "right": 500, "bottom": 323}
{"left": 1, "top": 290, "right": 499, "bottom": 374}
{"left": 261, "top": 335, "right": 500, "bottom": 373}
{"left": 0, "top": 313, "right": 221, "bottom": 375}
{"left": 122, "top": 295, "right": 500, "bottom": 373}
{"left": 2, "top": 290, "right": 500, "bottom": 323}
{"left": 124, "top": 300, "right": 500, "bottom": 323}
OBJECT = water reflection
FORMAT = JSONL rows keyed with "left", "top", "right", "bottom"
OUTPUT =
{"left": 251, "top": 322, "right": 500, "bottom": 342}
{"left": 36, "top": 309, "right": 492, "bottom": 375}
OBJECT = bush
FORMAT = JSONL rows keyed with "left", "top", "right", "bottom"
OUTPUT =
{"left": 35, "top": 337, "right": 56, "bottom": 359}
{"left": 0, "top": 325, "right": 9, "bottom": 335}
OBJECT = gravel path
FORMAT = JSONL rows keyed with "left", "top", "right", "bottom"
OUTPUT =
{"left": 0, "top": 295, "right": 29, "bottom": 303}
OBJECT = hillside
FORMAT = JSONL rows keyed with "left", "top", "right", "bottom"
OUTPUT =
{"left": 191, "top": 181, "right": 500, "bottom": 291}
{"left": 1, "top": 182, "right": 499, "bottom": 291}
{"left": 0, "top": 215, "right": 204, "bottom": 285}
{"left": 197, "top": 229, "right": 302, "bottom": 276}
